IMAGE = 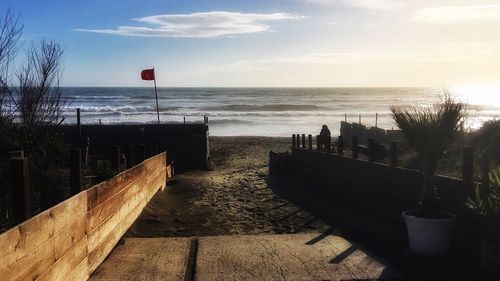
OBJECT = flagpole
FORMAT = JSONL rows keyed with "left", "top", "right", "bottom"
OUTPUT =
{"left": 153, "top": 68, "right": 160, "bottom": 124}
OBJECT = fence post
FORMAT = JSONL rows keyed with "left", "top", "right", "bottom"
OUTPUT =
{"left": 480, "top": 152, "right": 490, "bottom": 189}
{"left": 126, "top": 144, "right": 134, "bottom": 168}
{"left": 338, "top": 135, "right": 344, "bottom": 156}
{"left": 368, "top": 138, "right": 375, "bottom": 162}
{"left": 70, "top": 148, "right": 82, "bottom": 195}
{"left": 301, "top": 134, "right": 306, "bottom": 149}
{"left": 308, "top": 135, "right": 312, "bottom": 150}
{"left": 112, "top": 145, "right": 120, "bottom": 171}
{"left": 137, "top": 144, "right": 145, "bottom": 164}
{"left": 77, "top": 108, "right": 81, "bottom": 139}
{"left": 295, "top": 134, "right": 300, "bottom": 148}
{"left": 10, "top": 155, "right": 31, "bottom": 221}
{"left": 316, "top": 135, "right": 321, "bottom": 151}
{"left": 390, "top": 141, "right": 398, "bottom": 167}
{"left": 292, "top": 134, "right": 296, "bottom": 148}
{"left": 120, "top": 153, "right": 126, "bottom": 172}
{"left": 462, "top": 146, "right": 474, "bottom": 195}
{"left": 352, "top": 136, "right": 358, "bottom": 159}
{"left": 83, "top": 137, "right": 90, "bottom": 165}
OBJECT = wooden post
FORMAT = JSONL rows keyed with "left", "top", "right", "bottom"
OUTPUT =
{"left": 139, "top": 127, "right": 145, "bottom": 138}
{"left": 308, "top": 134, "right": 312, "bottom": 150}
{"left": 126, "top": 144, "right": 135, "bottom": 169}
{"left": 137, "top": 144, "right": 145, "bottom": 164}
{"left": 76, "top": 108, "right": 81, "bottom": 138}
{"left": 462, "top": 146, "right": 473, "bottom": 195}
{"left": 83, "top": 137, "right": 90, "bottom": 165}
{"left": 338, "top": 135, "right": 344, "bottom": 156}
{"left": 296, "top": 134, "right": 300, "bottom": 148}
{"left": 120, "top": 154, "right": 126, "bottom": 172}
{"left": 70, "top": 148, "right": 82, "bottom": 195}
{"left": 316, "top": 135, "right": 321, "bottom": 151}
{"left": 368, "top": 138, "right": 375, "bottom": 162}
{"left": 480, "top": 152, "right": 490, "bottom": 189}
{"left": 390, "top": 141, "right": 398, "bottom": 167}
{"left": 111, "top": 145, "right": 120, "bottom": 171}
{"left": 292, "top": 134, "right": 296, "bottom": 148}
{"left": 301, "top": 134, "right": 306, "bottom": 149}
{"left": 10, "top": 155, "right": 31, "bottom": 221}
{"left": 352, "top": 136, "right": 358, "bottom": 159}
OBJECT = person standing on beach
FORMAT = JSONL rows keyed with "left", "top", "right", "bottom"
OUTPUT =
{"left": 319, "top": 125, "right": 331, "bottom": 151}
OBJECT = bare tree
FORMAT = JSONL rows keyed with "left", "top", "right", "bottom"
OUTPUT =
{"left": 0, "top": 10, "right": 22, "bottom": 124}
{"left": 12, "top": 40, "right": 66, "bottom": 129}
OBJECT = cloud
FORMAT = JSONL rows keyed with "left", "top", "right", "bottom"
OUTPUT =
{"left": 190, "top": 46, "right": 500, "bottom": 73}
{"left": 411, "top": 4, "right": 500, "bottom": 23}
{"left": 74, "top": 11, "right": 303, "bottom": 37}
{"left": 304, "top": 0, "right": 405, "bottom": 10}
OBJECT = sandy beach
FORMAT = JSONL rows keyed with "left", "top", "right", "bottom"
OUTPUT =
{"left": 125, "top": 136, "right": 329, "bottom": 237}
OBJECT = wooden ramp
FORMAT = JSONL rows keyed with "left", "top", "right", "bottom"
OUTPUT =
{"left": 89, "top": 233, "right": 400, "bottom": 281}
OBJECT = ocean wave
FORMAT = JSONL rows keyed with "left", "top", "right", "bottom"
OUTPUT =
{"left": 200, "top": 104, "right": 330, "bottom": 112}
{"left": 209, "top": 119, "right": 255, "bottom": 125}
{"left": 66, "top": 105, "right": 154, "bottom": 113}
{"left": 67, "top": 95, "right": 131, "bottom": 100}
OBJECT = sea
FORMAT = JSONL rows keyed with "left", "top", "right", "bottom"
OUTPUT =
{"left": 63, "top": 87, "right": 500, "bottom": 136}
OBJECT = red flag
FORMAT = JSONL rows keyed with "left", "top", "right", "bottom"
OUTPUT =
{"left": 141, "top": 68, "right": 155, "bottom": 80}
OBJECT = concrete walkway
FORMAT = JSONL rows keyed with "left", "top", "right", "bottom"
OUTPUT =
{"left": 89, "top": 233, "right": 400, "bottom": 281}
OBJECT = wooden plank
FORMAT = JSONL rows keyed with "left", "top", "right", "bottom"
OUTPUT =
{"left": 87, "top": 174, "right": 145, "bottom": 232}
{"left": 54, "top": 215, "right": 87, "bottom": 261}
{"left": 0, "top": 151, "right": 166, "bottom": 281}
{"left": 0, "top": 213, "right": 87, "bottom": 280}
{"left": 87, "top": 176, "right": 147, "bottom": 253}
{"left": 87, "top": 153, "right": 165, "bottom": 274}
{"left": 89, "top": 238, "right": 194, "bottom": 281}
{"left": 0, "top": 191, "right": 87, "bottom": 272}
{"left": 195, "top": 233, "right": 399, "bottom": 281}
{"left": 37, "top": 236, "right": 88, "bottom": 281}
{"left": 65, "top": 257, "right": 90, "bottom": 281}
{"left": 146, "top": 167, "right": 166, "bottom": 196}
{"left": 87, "top": 164, "right": 146, "bottom": 211}
{"left": 87, "top": 194, "right": 149, "bottom": 273}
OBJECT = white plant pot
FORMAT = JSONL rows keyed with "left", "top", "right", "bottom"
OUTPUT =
{"left": 402, "top": 210, "right": 456, "bottom": 255}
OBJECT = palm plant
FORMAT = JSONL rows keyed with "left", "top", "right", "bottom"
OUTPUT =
{"left": 391, "top": 95, "right": 467, "bottom": 217}
{"left": 467, "top": 169, "right": 500, "bottom": 247}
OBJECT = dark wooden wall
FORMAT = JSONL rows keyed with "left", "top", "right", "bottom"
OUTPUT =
{"left": 55, "top": 124, "right": 210, "bottom": 171}
{"left": 290, "top": 148, "right": 479, "bottom": 254}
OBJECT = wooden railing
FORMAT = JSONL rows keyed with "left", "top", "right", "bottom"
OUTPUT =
{"left": 0, "top": 152, "right": 167, "bottom": 281}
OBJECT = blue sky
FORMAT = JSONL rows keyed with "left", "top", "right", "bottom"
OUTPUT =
{"left": 2, "top": 0, "right": 500, "bottom": 87}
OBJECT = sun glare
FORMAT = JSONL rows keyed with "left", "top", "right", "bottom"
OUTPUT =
{"left": 452, "top": 85, "right": 500, "bottom": 106}
{"left": 451, "top": 85, "right": 500, "bottom": 130}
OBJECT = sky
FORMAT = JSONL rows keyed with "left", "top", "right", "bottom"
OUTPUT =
{"left": 2, "top": 0, "right": 500, "bottom": 87}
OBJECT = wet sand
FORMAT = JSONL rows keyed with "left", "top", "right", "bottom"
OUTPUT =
{"left": 126, "top": 136, "right": 328, "bottom": 237}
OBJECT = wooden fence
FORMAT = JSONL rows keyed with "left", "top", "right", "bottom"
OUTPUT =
{"left": 288, "top": 133, "right": 489, "bottom": 253}
{"left": 0, "top": 152, "right": 167, "bottom": 281}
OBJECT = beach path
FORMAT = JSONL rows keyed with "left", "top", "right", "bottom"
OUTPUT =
{"left": 89, "top": 233, "right": 399, "bottom": 281}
